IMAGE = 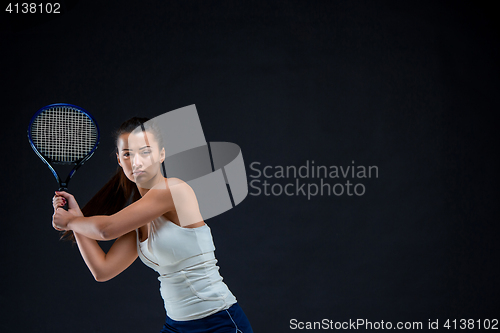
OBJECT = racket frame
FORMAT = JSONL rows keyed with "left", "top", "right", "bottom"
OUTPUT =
{"left": 27, "top": 103, "right": 100, "bottom": 191}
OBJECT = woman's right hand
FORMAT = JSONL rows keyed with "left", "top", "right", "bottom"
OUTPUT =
{"left": 52, "top": 191, "right": 84, "bottom": 217}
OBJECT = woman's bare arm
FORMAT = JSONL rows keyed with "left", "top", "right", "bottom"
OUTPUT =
{"left": 53, "top": 178, "right": 201, "bottom": 240}
{"left": 52, "top": 194, "right": 138, "bottom": 282}
{"left": 73, "top": 231, "right": 138, "bottom": 282}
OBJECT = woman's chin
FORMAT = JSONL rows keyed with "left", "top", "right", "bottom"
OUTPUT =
{"left": 136, "top": 176, "right": 161, "bottom": 188}
{"left": 134, "top": 175, "right": 149, "bottom": 183}
{"left": 129, "top": 170, "right": 163, "bottom": 188}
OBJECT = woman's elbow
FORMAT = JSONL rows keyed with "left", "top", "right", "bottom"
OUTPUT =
{"left": 99, "top": 229, "right": 113, "bottom": 241}
{"left": 94, "top": 275, "right": 108, "bottom": 282}
{"left": 93, "top": 272, "right": 113, "bottom": 282}
{"left": 95, "top": 278, "right": 111, "bottom": 282}
{"left": 97, "top": 215, "right": 125, "bottom": 240}
{"left": 98, "top": 223, "right": 117, "bottom": 241}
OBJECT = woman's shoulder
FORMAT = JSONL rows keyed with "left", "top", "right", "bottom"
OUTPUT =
{"left": 166, "top": 177, "right": 194, "bottom": 187}
{"left": 166, "top": 177, "right": 185, "bottom": 186}
{"left": 147, "top": 177, "right": 190, "bottom": 193}
{"left": 166, "top": 178, "right": 196, "bottom": 195}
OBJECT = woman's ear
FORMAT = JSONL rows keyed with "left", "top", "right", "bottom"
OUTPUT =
{"left": 116, "top": 152, "right": 122, "bottom": 167}
{"left": 160, "top": 147, "right": 165, "bottom": 163}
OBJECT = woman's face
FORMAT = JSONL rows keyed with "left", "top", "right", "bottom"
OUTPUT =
{"left": 116, "top": 130, "right": 165, "bottom": 187}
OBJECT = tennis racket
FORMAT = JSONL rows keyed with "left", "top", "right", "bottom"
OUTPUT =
{"left": 27, "top": 103, "right": 100, "bottom": 193}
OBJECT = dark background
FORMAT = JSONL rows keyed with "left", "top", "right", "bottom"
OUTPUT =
{"left": 1, "top": 1, "right": 499, "bottom": 332}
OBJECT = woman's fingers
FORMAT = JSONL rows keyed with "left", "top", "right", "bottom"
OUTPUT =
{"left": 53, "top": 193, "right": 67, "bottom": 205}
{"left": 55, "top": 191, "right": 73, "bottom": 200}
{"left": 52, "top": 210, "right": 61, "bottom": 230}
{"left": 52, "top": 193, "right": 83, "bottom": 217}
{"left": 53, "top": 196, "right": 66, "bottom": 204}
{"left": 52, "top": 196, "right": 66, "bottom": 209}
{"left": 55, "top": 191, "right": 79, "bottom": 209}
{"left": 53, "top": 194, "right": 67, "bottom": 201}
{"left": 52, "top": 195, "right": 74, "bottom": 231}
{"left": 52, "top": 208, "right": 67, "bottom": 230}
{"left": 54, "top": 192, "right": 69, "bottom": 202}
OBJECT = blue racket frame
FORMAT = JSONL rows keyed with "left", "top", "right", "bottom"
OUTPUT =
{"left": 27, "top": 103, "right": 100, "bottom": 190}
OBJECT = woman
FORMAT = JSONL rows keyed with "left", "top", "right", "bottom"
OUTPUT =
{"left": 52, "top": 117, "right": 253, "bottom": 333}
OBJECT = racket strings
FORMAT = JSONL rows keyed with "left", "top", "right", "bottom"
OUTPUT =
{"left": 31, "top": 106, "right": 98, "bottom": 163}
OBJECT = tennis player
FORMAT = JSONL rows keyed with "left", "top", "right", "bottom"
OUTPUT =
{"left": 52, "top": 117, "right": 253, "bottom": 333}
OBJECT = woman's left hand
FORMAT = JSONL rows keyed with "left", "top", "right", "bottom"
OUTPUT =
{"left": 52, "top": 191, "right": 83, "bottom": 231}
{"left": 52, "top": 207, "right": 76, "bottom": 231}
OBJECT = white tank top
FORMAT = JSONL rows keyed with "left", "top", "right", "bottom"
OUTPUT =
{"left": 135, "top": 215, "right": 237, "bottom": 321}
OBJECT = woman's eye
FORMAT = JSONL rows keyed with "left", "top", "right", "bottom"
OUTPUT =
{"left": 142, "top": 150, "right": 151, "bottom": 155}
{"left": 123, "top": 153, "right": 130, "bottom": 158}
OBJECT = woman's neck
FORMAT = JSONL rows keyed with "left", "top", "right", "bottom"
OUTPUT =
{"left": 137, "top": 173, "right": 166, "bottom": 196}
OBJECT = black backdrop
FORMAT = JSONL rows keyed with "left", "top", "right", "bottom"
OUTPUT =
{"left": 1, "top": 1, "right": 499, "bottom": 332}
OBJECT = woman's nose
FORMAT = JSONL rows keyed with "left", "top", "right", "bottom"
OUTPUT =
{"left": 132, "top": 153, "right": 143, "bottom": 168}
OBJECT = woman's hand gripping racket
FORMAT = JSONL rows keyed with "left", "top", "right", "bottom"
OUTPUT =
{"left": 28, "top": 103, "right": 100, "bottom": 210}
{"left": 52, "top": 191, "right": 83, "bottom": 231}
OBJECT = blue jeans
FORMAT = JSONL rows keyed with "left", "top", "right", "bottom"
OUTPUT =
{"left": 160, "top": 303, "right": 253, "bottom": 333}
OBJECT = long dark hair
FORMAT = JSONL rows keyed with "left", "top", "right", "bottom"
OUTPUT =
{"left": 61, "top": 116, "right": 162, "bottom": 242}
